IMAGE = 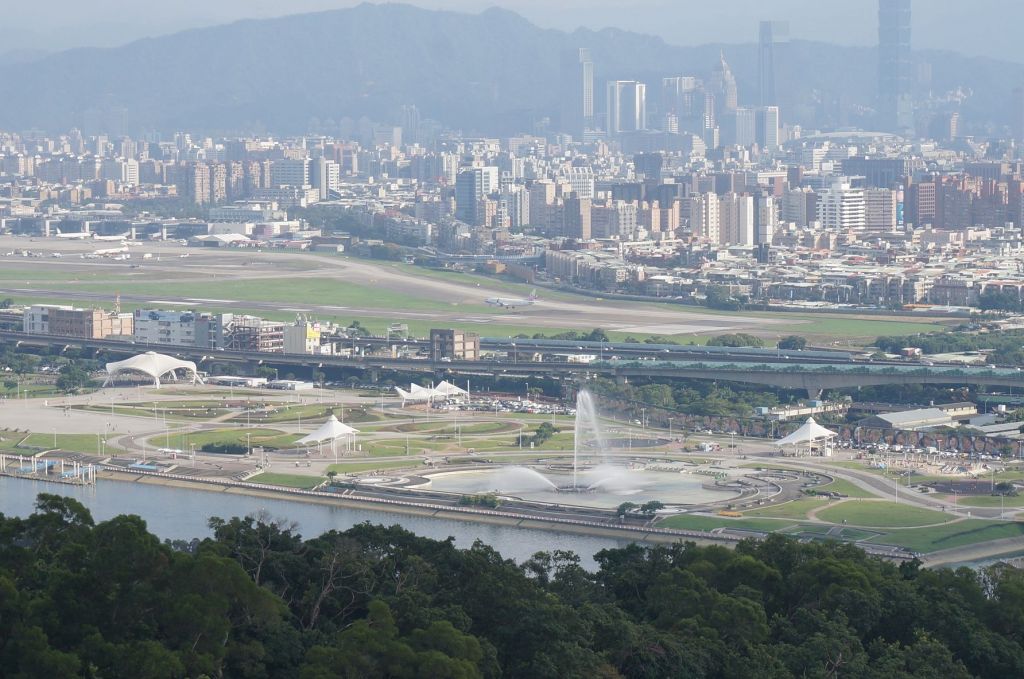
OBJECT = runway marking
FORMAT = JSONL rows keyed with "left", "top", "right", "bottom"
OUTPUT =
{"left": 148, "top": 300, "right": 192, "bottom": 306}
{"left": 186, "top": 298, "right": 237, "bottom": 304}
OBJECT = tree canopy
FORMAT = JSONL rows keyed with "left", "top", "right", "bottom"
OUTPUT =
{"left": 1, "top": 494, "right": 1023, "bottom": 678}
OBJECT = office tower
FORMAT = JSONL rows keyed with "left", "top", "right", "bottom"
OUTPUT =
{"left": 756, "top": 106, "right": 781, "bottom": 148}
{"left": 454, "top": 166, "right": 498, "bottom": 225}
{"left": 634, "top": 153, "right": 664, "bottom": 180}
{"left": 606, "top": 81, "right": 647, "bottom": 135}
{"left": 865, "top": 188, "right": 898, "bottom": 231}
{"left": 563, "top": 196, "right": 592, "bottom": 240}
{"left": 270, "top": 158, "right": 310, "bottom": 188}
{"left": 720, "top": 193, "right": 755, "bottom": 245}
{"left": 662, "top": 76, "right": 700, "bottom": 130}
{"left": 560, "top": 48, "right": 594, "bottom": 137}
{"left": 564, "top": 166, "right": 595, "bottom": 199}
{"left": 756, "top": 194, "right": 778, "bottom": 244}
{"left": 816, "top": 180, "right": 866, "bottom": 231}
{"left": 311, "top": 157, "right": 340, "bottom": 200}
{"left": 758, "top": 21, "right": 789, "bottom": 107}
{"left": 879, "top": 0, "right": 913, "bottom": 134}
{"left": 710, "top": 51, "right": 738, "bottom": 118}
{"left": 723, "top": 108, "right": 756, "bottom": 147}
{"left": 686, "top": 192, "right": 720, "bottom": 242}
{"left": 399, "top": 104, "right": 421, "bottom": 145}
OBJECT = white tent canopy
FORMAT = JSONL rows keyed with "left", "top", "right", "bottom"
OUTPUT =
{"left": 775, "top": 417, "right": 838, "bottom": 456}
{"left": 394, "top": 380, "right": 469, "bottom": 404}
{"left": 104, "top": 352, "right": 201, "bottom": 388}
{"left": 297, "top": 414, "right": 359, "bottom": 445}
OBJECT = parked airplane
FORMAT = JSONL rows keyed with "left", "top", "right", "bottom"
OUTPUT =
{"left": 485, "top": 289, "right": 538, "bottom": 309}
{"left": 92, "top": 233, "right": 129, "bottom": 242}
{"left": 55, "top": 228, "right": 90, "bottom": 240}
{"left": 94, "top": 246, "right": 129, "bottom": 257}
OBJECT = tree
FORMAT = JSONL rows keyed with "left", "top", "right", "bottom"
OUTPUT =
{"left": 639, "top": 501, "right": 665, "bottom": 517}
{"left": 708, "top": 333, "right": 766, "bottom": 348}
{"left": 777, "top": 335, "right": 808, "bottom": 350}
{"left": 55, "top": 361, "right": 92, "bottom": 394}
{"left": 704, "top": 285, "right": 744, "bottom": 311}
{"left": 616, "top": 502, "right": 638, "bottom": 517}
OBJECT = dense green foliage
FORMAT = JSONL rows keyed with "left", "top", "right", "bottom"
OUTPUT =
{"left": 3, "top": 494, "right": 1024, "bottom": 678}
{"left": 706, "top": 333, "right": 766, "bottom": 348}
{"left": 875, "top": 330, "right": 1024, "bottom": 366}
{"left": 777, "top": 335, "right": 808, "bottom": 350}
{"left": 588, "top": 376, "right": 795, "bottom": 418}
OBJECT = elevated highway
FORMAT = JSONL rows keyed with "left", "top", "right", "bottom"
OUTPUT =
{"left": 4, "top": 330, "right": 1023, "bottom": 396}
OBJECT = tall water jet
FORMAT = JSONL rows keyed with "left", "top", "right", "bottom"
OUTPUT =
{"left": 573, "top": 390, "right": 606, "bottom": 488}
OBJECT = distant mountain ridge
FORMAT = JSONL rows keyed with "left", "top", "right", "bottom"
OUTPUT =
{"left": 0, "top": 2, "right": 1019, "bottom": 136}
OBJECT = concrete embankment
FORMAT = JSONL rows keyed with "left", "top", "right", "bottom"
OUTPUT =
{"left": 99, "top": 470, "right": 739, "bottom": 547}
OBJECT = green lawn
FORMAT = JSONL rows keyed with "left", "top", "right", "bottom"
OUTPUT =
{"left": 148, "top": 428, "right": 300, "bottom": 451}
{"left": 867, "top": 520, "right": 1024, "bottom": 553}
{"left": 948, "top": 494, "right": 1024, "bottom": 508}
{"left": 816, "top": 478, "right": 879, "bottom": 499}
{"left": 248, "top": 472, "right": 323, "bottom": 489}
{"left": 816, "top": 501, "right": 953, "bottom": 528}
{"left": 744, "top": 497, "right": 834, "bottom": 520}
{"left": 0, "top": 432, "right": 118, "bottom": 455}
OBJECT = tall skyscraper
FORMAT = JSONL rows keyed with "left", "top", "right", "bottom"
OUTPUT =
{"left": 878, "top": 0, "right": 913, "bottom": 135}
{"left": 758, "top": 21, "right": 789, "bottom": 107}
{"left": 606, "top": 81, "right": 647, "bottom": 135}
{"left": 455, "top": 166, "right": 499, "bottom": 225}
{"left": 756, "top": 106, "right": 781, "bottom": 149}
{"left": 662, "top": 76, "right": 700, "bottom": 130}
{"left": 560, "top": 48, "right": 594, "bottom": 137}
{"left": 710, "top": 52, "right": 738, "bottom": 118}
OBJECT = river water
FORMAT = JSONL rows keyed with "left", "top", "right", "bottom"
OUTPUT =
{"left": 0, "top": 477, "right": 635, "bottom": 568}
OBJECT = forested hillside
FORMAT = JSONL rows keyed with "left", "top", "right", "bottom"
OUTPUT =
{"left": 2, "top": 494, "right": 1023, "bottom": 678}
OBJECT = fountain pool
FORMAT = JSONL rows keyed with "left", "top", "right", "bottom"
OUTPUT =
{"left": 412, "top": 390, "right": 742, "bottom": 509}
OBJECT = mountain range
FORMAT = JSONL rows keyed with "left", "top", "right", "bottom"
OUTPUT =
{"left": 0, "top": 2, "right": 1020, "bottom": 137}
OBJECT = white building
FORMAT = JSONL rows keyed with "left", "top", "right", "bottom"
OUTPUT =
{"left": 270, "top": 158, "right": 310, "bottom": 188}
{"left": 719, "top": 193, "right": 755, "bottom": 245}
{"left": 132, "top": 310, "right": 198, "bottom": 346}
{"left": 606, "top": 80, "right": 647, "bottom": 135}
{"left": 816, "top": 180, "right": 865, "bottom": 231}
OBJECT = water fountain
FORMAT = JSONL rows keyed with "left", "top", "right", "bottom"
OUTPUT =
{"left": 418, "top": 389, "right": 739, "bottom": 508}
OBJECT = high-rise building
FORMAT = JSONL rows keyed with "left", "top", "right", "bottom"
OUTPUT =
{"left": 758, "top": 21, "right": 789, "bottom": 107}
{"left": 270, "top": 158, "right": 310, "bottom": 188}
{"left": 720, "top": 193, "right": 755, "bottom": 245}
{"left": 454, "top": 166, "right": 498, "bottom": 225}
{"left": 756, "top": 106, "right": 781, "bottom": 149}
{"left": 661, "top": 76, "right": 700, "bottom": 128}
{"left": 865, "top": 188, "right": 898, "bottom": 231}
{"left": 560, "top": 48, "right": 594, "bottom": 137}
{"left": 816, "top": 180, "right": 866, "bottom": 231}
{"left": 710, "top": 51, "right": 738, "bottom": 118}
{"left": 606, "top": 81, "right": 647, "bottom": 135}
{"left": 562, "top": 196, "right": 592, "bottom": 240}
{"left": 722, "top": 108, "right": 756, "bottom": 147}
{"left": 878, "top": 0, "right": 913, "bottom": 135}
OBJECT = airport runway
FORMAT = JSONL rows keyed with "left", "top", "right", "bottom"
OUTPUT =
{"left": 0, "top": 236, "right": 789, "bottom": 336}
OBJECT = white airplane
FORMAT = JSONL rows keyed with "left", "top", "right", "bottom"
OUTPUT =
{"left": 55, "top": 228, "right": 90, "bottom": 240}
{"left": 485, "top": 289, "right": 539, "bottom": 309}
{"left": 92, "top": 233, "right": 129, "bottom": 242}
{"left": 94, "top": 246, "right": 129, "bottom": 257}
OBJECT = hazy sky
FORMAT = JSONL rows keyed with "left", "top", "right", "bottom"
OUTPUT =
{"left": 3, "top": 0, "right": 1021, "bottom": 62}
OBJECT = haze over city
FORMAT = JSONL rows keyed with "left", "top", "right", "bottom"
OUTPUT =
{"left": 4, "top": 2, "right": 1024, "bottom": 678}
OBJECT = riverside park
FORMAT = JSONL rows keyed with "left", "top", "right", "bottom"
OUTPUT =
{"left": 1, "top": 375, "right": 1024, "bottom": 569}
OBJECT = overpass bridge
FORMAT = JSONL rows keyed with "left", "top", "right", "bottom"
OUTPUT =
{"left": 4, "top": 331, "right": 1023, "bottom": 397}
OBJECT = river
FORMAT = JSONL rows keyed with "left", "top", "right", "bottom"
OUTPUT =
{"left": 0, "top": 476, "right": 635, "bottom": 569}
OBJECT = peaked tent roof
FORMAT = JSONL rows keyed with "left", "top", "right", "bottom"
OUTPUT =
{"left": 433, "top": 380, "right": 468, "bottom": 397}
{"left": 104, "top": 352, "right": 199, "bottom": 388}
{"left": 297, "top": 414, "right": 359, "bottom": 445}
{"left": 775, "top": 417, "right": 838, "bottom": 447}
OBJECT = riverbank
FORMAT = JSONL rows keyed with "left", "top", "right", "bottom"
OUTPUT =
{"left": 99, "top": 469, "right": 739, "bottom": 548}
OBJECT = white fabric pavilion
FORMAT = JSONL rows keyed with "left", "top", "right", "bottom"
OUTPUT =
{"left": 775, "top": 417, "right": 838, "bottom": 457}
{"left": 297, "top": 415, "right": 359, "bottom": 459}
{"left": 103, "top": 352, "right": 201, "bottom": 388}
{"left": 394, "top": 381, "right": 469, "bottom": 405}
